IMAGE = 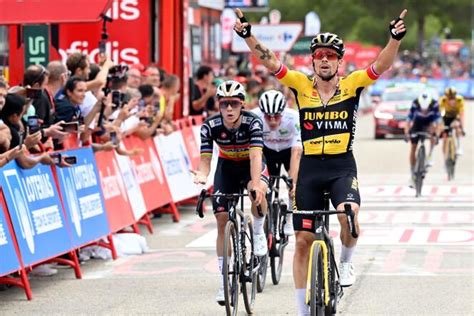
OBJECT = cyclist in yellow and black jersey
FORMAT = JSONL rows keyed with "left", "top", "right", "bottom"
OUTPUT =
{"left": 234, "top": 7, "right": 408, "bottom": 315}
{"left": 439, "top": 87, "right": 465, "bottom": 156}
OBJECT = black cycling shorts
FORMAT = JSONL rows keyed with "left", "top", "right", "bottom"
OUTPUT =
{"left": 409, "top": 125, "right": 431, "bottom": 145}
{"left": 293, "top": 152, "right": 360, "bottom": 232}
{"left": 212, "top": 157, "right": 269, "bottom": 214}
{"left": 263, "top": 146, "right": 291, "bottom": 176}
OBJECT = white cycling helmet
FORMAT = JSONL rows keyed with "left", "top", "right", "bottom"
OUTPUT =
{"left": 417, "top": 92, "right": 432, "bottom": 110}
{"left": 216, "top": 80, "right": 246, "bottom": 100}
{"left": 259, "top": 90, "right": 286, "bottom": 115}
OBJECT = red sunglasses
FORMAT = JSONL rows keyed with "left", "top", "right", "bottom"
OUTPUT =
{"left": 313, "top": 50, "right": 339, "bottom": 61}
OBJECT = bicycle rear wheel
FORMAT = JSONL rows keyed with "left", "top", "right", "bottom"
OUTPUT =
{"left": 257, "top": 215, "right": 269, "bottom": 293}
{"left": 223, "top": 221, "right": 239, "bottom": 316}
{"left": 271, "top": 202, "right": 287, "bottom": 285}
{"left": 242, "top": 215, "right": 257, "bottom": 314}
{"left": 309, "top": 243, "right": 325, "bottom": 316}
{"left": 415, "top": 145, "right": 426, "bottom": 197}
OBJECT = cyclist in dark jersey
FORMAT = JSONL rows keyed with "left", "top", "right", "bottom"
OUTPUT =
{"left": 234, "top": 7, "right": 408, "bottom": 315}
{"left": 192, "top": 80, "right": 269, "bottom": 305}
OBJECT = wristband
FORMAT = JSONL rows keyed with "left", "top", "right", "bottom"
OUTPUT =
{"left": 389, "top": 17, "right": 406, "bottom": 41}
{"left": 235, "top": 15, "right": 252, "bottom": 39}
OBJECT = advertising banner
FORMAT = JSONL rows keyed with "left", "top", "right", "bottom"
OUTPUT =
{"left": 56, "top": 0, "right": 151, "bottom": 65}
{"left": 0, "top": 162, "right": 72, "bottom": 266}
{"left": 122, "top": 136, "right": 173, "bottom": 211}
{"left": 55, "top": 148, "right": 110, "bottom": 247}
{"left": 114, "top": 148, "right": 147, "bottom": 220}
{"left": 153, "top": 132, "right": 200, "bottom": 202}
{"left": 0, "top": 198, "right": 21, "bottom": 276}
{"left": 95, "top": 150, "right": 135, "bottom": 232}
{"left": 180, "top": 124, "right": 201, "bottom": 170}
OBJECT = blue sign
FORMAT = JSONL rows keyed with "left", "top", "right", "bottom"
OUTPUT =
{"left": 0, "top": 161, "right": 72, "bottom": 266}
{"left": 56, "top": 148, "right": 110, "bottom": 247}
{"left": 0, "top": 203, "right": 21, "bottom": 276}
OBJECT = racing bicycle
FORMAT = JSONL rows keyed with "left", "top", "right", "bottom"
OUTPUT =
{"left": 257, "top": 168, "right": 293, "bottom": 292}
{"left": 443, "top": 126, "right": 457, "bottom": 181}
{"left": 292, "top": 191, "right": 358, "bottom": 316}
{"left": 196, "top": 188, "right": 260, "bottom": 316}
{"left": 412, "top": 131, "right": 432, "bottom": 197}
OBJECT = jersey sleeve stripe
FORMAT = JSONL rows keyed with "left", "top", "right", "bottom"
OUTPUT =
{"left": 366, "top": 65, "right": 380, "bottom": 80}
{"left": 274, "top": 64, "right": 288, "bottom": 79}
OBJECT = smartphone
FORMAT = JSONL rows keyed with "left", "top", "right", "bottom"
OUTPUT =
{"left": 27, "top": 116, "right": 41, "bottom": 134}
{"left": 110, "top": 131, "right": 118, "bottom": 145}
{"left": 64, "top": 156, "right": 77, "bottom": 165}
{"left": 60, "top": 122, "right": 79, "bottom": 133}
{"left": 50, "top": 153, "right": 61, "bottom": 164}
{"left": 18, "top": 132, "right": 24, "bottom": 147}
{"left": 26, "top": 88, "right": 42, "bottom": 100}
{"left": 112, "top": 90, "right": 121, "bottom": 108}
{"left": 98, "top": 40, "right": 106, "bottom": 54}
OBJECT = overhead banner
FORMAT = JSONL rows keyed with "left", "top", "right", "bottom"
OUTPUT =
{"left": 232, "top": 23, "right": 303, "bottom": 52}
{"left": 57, "top": 0, "right": 151, "bottom": 65}
{"left": 0, "top": 162, "right": 72, "bottom": 266}
{"left": 114, "top": 148, "right": 147, "bottom": 220}
{"left": 95, "top": 150, "right": 135, "bottom": 232}
{"left": 153, "top": 132, "right": 200, "bottom": 202}
{"left": 23, "top": 24, "right": 50, "bottom": 67}
{"left": 122, "top": 136, "right": 173, "bottom": 211}
{"left": 55, "top": 148, "right": 110, "bottom": 247}
{"left": 0, "top": 198, "right": 21, "bottom": 276}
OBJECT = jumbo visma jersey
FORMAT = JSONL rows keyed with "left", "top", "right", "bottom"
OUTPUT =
{"left": 275, "top": 65, "right": 379, "bottom": 155}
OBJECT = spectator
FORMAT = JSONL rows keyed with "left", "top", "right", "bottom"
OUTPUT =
{"left": 55, "top": 77, "right": 86, "bottom": 123}
{"left": 142, "top": 66, "right": 161, "bottom": 87}
{"left": 138, "top": 84, "right": 155, "bottom": 108}
{"left": 23, "top": 64, "right": 49, "bottom": 122}
{"left": 190, "top": 65, "right": 216, "bottom": 116}
{"left": 0, "top": 81, "right": 7, "bottom": 110}
{"left": 127, "top": 67, "right": 142, "bottom": 89}
{"left": 160, "top": 74, "right": 180, "bottom": 121}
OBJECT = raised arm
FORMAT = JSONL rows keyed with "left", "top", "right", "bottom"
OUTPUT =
{"left": 233, "top": 9, "right": 281, "bottom": 73}
{"left": 373, "top": 9, "right": 408, "bottom": 74}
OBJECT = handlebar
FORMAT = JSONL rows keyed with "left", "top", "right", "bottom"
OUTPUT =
{"left": 195, "top": 189, "right": 252, "bottom": 218}
{"left": 270, "top": 175, "right": 294, "bottom": 190}
{"left": 292, "top": 203, "right": 358, "bottom": 238}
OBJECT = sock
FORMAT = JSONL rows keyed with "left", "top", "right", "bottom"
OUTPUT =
{"left": 410, "top": 165, "right": 415, "bottom": 177}
{"left": 218, "top": 256, "right": 223, "bottom": 273}
{"left": 253, "top": 215, "right": 265, "bottom": 235}
{"left": 340, "top": 245, "right": 356, "bottom": 263}
{"left": 456, "top": 137, "right": 461, "bottom": 149}
{"left": 295, "top": 288, "right": 309, "bottom": 316}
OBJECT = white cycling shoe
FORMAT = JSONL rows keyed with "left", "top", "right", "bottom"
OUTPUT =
{"left": 456, "top": 148, "right": 463, "bottom": 156}
{"left": 215, "top": 286, "right": 225, "bottom": 305}
{"left": 253, "top": 233, "right": 268, "bottom": 256}
{"left": 339, "top": 261, "right": 356, "bottom": 287}
{"left": 283, "top": 214, "right": 294, "bottom": 236}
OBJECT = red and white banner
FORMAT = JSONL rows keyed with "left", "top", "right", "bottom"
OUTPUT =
{"left": 56, "top": 0, "right": 151, "bottom": 65}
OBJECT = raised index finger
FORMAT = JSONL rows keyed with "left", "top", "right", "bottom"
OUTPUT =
{"left": 399, "top": 9, "right": 408, "bottom": 19}
{"left": 235, "top": 8, "right": 243, "bottom": 18}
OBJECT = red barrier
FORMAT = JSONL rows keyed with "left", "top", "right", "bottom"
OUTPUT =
{"left": 122, "top": 136, "right": 174, "bottom": 211}
{"left": 178, "top": 119, "right": 200, "bottom": 170}
{"left": 94, "top": 150, "right": 136, "bottom": 232}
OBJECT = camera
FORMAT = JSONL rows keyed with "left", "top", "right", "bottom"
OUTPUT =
{"left": 103, "top": 64, "right": 129, "bottom": 96}
{"left": 27, "top": 116, "right": 40, "bottom": 134}
{"left": 111, "top": 90, "right": 130, "bottom": 109}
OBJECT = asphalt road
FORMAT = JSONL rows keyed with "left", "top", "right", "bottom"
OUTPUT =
{"left": 1, "top": 103, "right": 473, "bottom": 315}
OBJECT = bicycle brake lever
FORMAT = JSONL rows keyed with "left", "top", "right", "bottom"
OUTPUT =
{"left": 344, "top": 203, "right": 359, "bottom": 239}
{"left": 250, "top": 190, "right": 264, "bottom": 217}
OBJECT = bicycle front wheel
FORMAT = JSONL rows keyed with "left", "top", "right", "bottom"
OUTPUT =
{"left": 309, "top": 243, "right": 325, "bottom": 316}
{"left": 223, "top": 221, "right": 239, "bottom": 316}
{"left": 415, "top": 145, "right": 426, "bottom": 197}
{"left": 257, "top": 215, "right": 269, "bottom": 293}
{"left": 242, "top": 215, "right": 257, "bottom": 314}
{"left": 446, "top": 137, "right": 456, "bottom": 180}
{"left": 271, "top": 202, "right": 287, "bottom": 285}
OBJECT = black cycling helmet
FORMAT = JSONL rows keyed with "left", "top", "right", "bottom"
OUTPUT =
{"left": 445, "top": 87, "right": 457, "bottom": 97}
{"left": 310, "top": 32, "right": 345, "bottom": 58}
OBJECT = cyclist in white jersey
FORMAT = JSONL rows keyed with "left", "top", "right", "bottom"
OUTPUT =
{"left": 252, "top": 90, "right": 303, "bottom": 235}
